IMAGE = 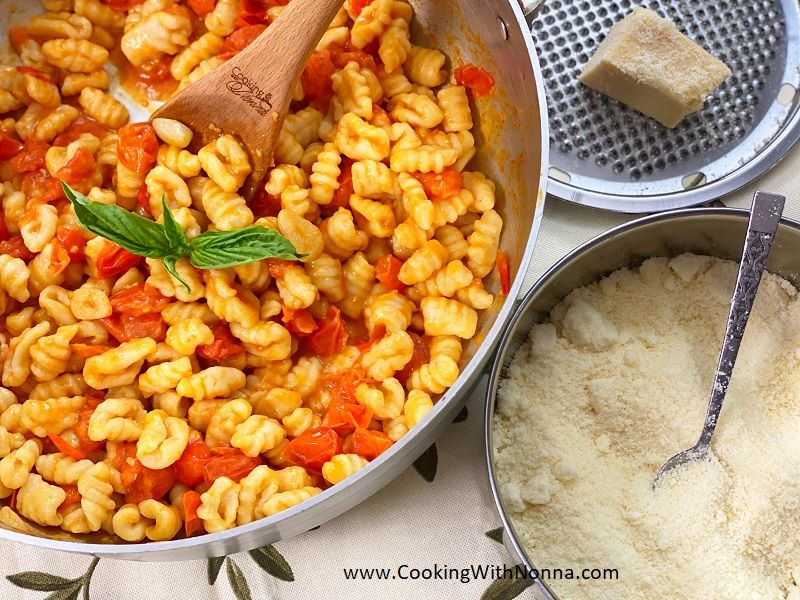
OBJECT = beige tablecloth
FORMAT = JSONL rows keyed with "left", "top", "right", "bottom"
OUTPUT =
{"left": 2, "top": 149, "right": 799, "bottom": 600}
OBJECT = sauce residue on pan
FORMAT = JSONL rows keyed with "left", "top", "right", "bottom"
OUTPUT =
{"left": 111, "top": 50, "right": 178, "bottom": 106}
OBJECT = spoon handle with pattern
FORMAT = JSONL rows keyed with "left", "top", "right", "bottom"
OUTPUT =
{"left": 698, "top": 191, "right": 785, "bottom": 447}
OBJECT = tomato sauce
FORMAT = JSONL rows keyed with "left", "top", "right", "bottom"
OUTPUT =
{"left": 112, "top": 51, "right": 179, "bottom": 104}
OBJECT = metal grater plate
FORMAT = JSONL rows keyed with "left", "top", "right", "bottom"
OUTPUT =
{"left": 533, "top": 0, "right": 800, "bottom": 212}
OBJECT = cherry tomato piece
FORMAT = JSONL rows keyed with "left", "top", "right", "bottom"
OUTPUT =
{"left": 0, "top": 236, "right": 35, "bottom": 260}
{"left": 349, "top": 428, "right": 392, "bottom": 461}
{"left": 322, "top": 402, "right": 372, "bottom": 434}
{"left": 210, "top": 446, "right": 242, "bottom": 456}
{"left": 76, "top": 398, "right": 105, "bottom": 454}
{"left": 375, "top": 254, "right": 405, "bottom": 292}
{"left": 124, "top": 464, "right": 176, "bottom": 504}
{"left": 101, "top": 312, "right": 167, "bottom": 343}
{"left": 197, "top": 323, "right": 245, "bottom": 362}
{"left": 0, "top": 134, "right": 22, "bottom": 161}
{"left": 235, "top": 10, "right": 268, "bottom": 28}
{"left": 56, "top": 227, "right": 86, "bottom": 263}
{"left": 99, "top": 314, "right": 136, "bottom": 343}
{"left": 111, "top": 442, "right": 138, "bottom": 473}
{"left": 306, "top": 307, "right": 348, "bottom": 356}
{"left": 203, "top": 449, "right": 262, "bottom": 484}
{"left": 110, "top": 283, "right": 171, "bottom": 317}
{"left": 105, "top": 0, "right": 145, "bottom": 10}
{"left": 331, "top": 159, "right": 354, "bottom": 209}
{"left": 70, "top": 343, "right": 113, "bottom": 358}
{"left": 58, "top": 485, "right": 82, "bottom": 511}
{"left": 174, "top": 441, "right": 214, "bottom": 487}
{"left": 356, "top": 324, "right": 385, "bottom": 354}
{"left": 496, "top": 249, "right": 511, "bottom": 296}
{"left": 183, "top": 490, "right": 204, "bottom": 537}
{"left": 135, "top": 182, "right": 153, "bottom": 216}
{"left": 243, "top": 0, "right": 289, "bottom": 9}
{"left": 56, "top": 228, "right": 88, "bottom": 263}
{"left": 117, "top": 122, "right": 158, "bottom": 177}
{"left": 55, "top": 146, "right": 96, "bottom": 185}
{"left": 395, "top": 332, "right": 430, "bottom": 385}
{"left": 8, "top": 28, "right": 30, "bottom": 52}
{"left": 187, "top": 0, "right": 216, "bottom": 17}
{"left": 219, "top": 24, "right": 266, "bottom": 60}
{"left": 330, "top": 41, "right": 377, "bottom": 72}
{"left": 249, "top": 188, "right": 282, "bottom": 218}
{"left": 235, "top": 0, "right": 280, "bottom": 27}
{"left": 282, "top": 427, "right": 342, "bottom": 473}
{"left": 52, "top": 115, "right": 112, "bottom": 147}
{"left": 10, "top": 139, "right": 48, "bottom": 173}
{"left": 21, "top": 169, "right": 64, "bottom": 203}
{"left": 281, "top": 307, "right": 318, "bottom": 337}
{"left": 301, "top": 50, "right": 336, "bottom": 108}
{"left": 414, "top": 169, "right": 463, "bottom": 200}
{"left": 46, "top": 432, "right": 86, "bottom": 461}
{"left": 360, "top": 37, "right": 380, "bottom": 58}
{"left": 49, "top": 239, "right": 71, "bottom": 275}
{"left": 454, "top": 64, "right": 495, "bottom": 97}
{"left": 116, "top": 440, "right": 175, "bottom": 503}
{"left": 265, "top": 258, "right": 294, "bottom": 278}
{"left": 327, "top": 369, "right": 363, "bottom": 409}
{"left": 96, "top": 243, "right": 143, "bottom": 278}
{"left": 350, "top": 0, "right": 373, "bottom": 17}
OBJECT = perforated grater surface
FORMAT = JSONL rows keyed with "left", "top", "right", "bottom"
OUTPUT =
{"left": 532, "top": 0, "right": 800, "bottom": 212}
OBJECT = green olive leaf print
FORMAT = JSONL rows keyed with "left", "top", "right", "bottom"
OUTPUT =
{"left": 6, "top": 572, "right": 77, "bottom": 591}
{"left": 226, "top": 558, "right": 252, "bottom": 600}
{"left": 206, "top": 544, "right": 294, "bottom": 597}
{"left": 413, "top": 443, "right": 438, "bottom": 482}
{"left": 43, "top": 586, "right": 82, "bottom": 600}
{"left": 482, "top": 530, "right": 534, "bottom": 600}
{"left": 207, "top": 556, "right": 225, "bottom": 585}
{"left": 452, "top": 405, "right": 469, "bottom": 423}
{"left": 485, "top": 527, "right": 505, "bottom": 544}
{"left": 248, "top": 546, "right": 295, "bottom": 582}
{"left": 481, "top": 571, "right": 535, "bottom": 600}
{"left": 6, "top": 557, "right": 99, "bottom": 600}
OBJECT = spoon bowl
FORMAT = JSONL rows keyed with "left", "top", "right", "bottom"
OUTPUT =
{"left": 653, "top": 443, "right": 711, "bottom": 483}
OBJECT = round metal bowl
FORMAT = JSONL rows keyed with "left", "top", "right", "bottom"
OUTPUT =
{"left": 484, "top": 207, "right": 800, "bottom": 599}
{"left": 0, "top": 0, "right": 548, "bottom": 559}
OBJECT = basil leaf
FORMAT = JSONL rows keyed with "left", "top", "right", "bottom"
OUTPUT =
{"left": 160, "top": 196, "right": 189, "bottom": 254}
{"left": 63, "top": 182, "right": 172, "bottom": 259}
{"left": 188, "top": 226, "right": 301, "bottom": 269}
{"left": 62, "top": 183, "right": 300, "bottom": 279}
{"left": 163, "top": 255, "right": 191, "bottom": 295}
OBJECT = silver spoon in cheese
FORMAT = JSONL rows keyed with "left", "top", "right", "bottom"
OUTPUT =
{"left": 653, "top": 191, "right": 785, "bottom": 487}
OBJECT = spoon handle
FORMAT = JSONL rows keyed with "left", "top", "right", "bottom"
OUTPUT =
{"left": 697, "top": 191, "right": 785, "bottom": 447}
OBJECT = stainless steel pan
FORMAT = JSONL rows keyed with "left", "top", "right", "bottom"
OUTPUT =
{"left": 0, "top": 0, "right": 549, "bottom": 559}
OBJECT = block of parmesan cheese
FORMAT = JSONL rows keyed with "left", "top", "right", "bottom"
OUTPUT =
{"left": 579, "top": 7, "right": 731, "bottom": 128}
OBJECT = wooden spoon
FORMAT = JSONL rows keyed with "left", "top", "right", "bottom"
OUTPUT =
{"left": 151, "top": 0, "right": 345, "bottom": 199}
